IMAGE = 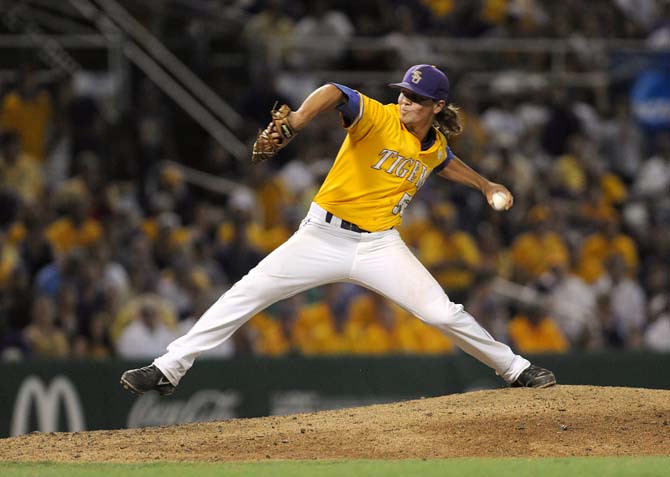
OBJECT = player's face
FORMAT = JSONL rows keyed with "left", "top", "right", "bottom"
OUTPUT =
{"left": 398, "top": 89, "right": 444, "bottom": 127}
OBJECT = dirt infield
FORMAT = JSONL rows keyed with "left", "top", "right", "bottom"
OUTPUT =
{"left": 1, "top": 385, "right": 669, "bottom": 462}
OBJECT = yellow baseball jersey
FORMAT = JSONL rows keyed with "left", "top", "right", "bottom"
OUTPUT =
{"left": 314, "top": 85, "right": 452, "bottom": 232}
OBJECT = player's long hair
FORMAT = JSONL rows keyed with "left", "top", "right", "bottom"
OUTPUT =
{"left": 434, "top": 104, "right": 463, "bottom": 137}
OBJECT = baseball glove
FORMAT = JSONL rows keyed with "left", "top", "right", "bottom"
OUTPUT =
{"left": 252, "top": 103, "right": 296, "bottom": 163}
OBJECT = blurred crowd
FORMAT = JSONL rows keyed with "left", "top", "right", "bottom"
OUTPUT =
{"left": 0, "top": 0, "right": 669, "bottom": 361}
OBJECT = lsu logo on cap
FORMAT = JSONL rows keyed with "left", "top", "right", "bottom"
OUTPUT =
{"left": 411, "top": 70, "right": 422, "bottom": 84}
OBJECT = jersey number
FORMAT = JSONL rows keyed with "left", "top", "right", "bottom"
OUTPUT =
{"left": 392, "top": 192, "right": 413, "bottom": 216}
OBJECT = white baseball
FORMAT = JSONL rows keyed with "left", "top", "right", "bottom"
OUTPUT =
{"left": 491, "top": 192, "right": 508, "bottom": 210}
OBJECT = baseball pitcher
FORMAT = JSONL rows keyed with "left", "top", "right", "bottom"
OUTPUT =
{"left": 121, "top": 64, "right": 556, "bottom": 396}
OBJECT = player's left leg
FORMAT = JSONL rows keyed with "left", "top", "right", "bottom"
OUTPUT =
{"left": 122, "top": 214, "right": 360, "bottom": 394}
{"left": 350, "top": 230, "right": 553, "bottom": 386}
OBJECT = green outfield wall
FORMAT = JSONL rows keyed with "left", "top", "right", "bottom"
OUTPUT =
{"left": 2, "top": 352, "right": 669, "bottom": 437}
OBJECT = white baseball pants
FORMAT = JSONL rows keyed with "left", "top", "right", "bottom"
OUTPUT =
{"left": 154, "top": 202, "right": 530, "bottom": 385}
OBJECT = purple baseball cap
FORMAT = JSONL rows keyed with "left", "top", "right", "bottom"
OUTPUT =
{"left": 389, "top": 64, "right": 450, "bottom": 101}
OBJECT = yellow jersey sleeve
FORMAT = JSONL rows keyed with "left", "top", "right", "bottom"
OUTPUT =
{"left": 346, "top": 94, "right": 394, "bottom": 143}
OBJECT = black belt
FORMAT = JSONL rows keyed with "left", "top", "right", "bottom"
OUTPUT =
{"left": 325, "top": 211, "right": 371, "bottom": 233}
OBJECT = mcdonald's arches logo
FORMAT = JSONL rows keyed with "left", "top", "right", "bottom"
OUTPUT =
{"left": 10, "top": 375, "right": 86, "bottom": 436}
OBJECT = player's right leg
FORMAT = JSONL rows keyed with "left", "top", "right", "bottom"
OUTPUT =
{"left": 121, "top": 212, "right": 358, "bottom": 395}
{"left": 349, "top": 230, "right": 555, "bottom": 388}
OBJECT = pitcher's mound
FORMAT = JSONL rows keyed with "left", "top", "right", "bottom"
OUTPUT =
{"left": 1, "top": 385, "right": 669, "bottom": 462}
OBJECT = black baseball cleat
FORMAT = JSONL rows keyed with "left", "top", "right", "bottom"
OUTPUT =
{"left": 511, "top": 364, "right": 556, "bottom": 388}
{"left": 120, "top": 364, "right": 176, "bottom": 396}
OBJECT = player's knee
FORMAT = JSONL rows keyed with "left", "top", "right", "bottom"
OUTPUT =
{"left": 417, "top": 295, "right": 464, "bottom": 327}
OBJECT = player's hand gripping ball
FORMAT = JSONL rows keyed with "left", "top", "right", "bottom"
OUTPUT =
{"left": 252, "top": 103, "right": 297, "bottom": 163}
{"left": 491, "top": 191, "right": 508, "bottom": 210}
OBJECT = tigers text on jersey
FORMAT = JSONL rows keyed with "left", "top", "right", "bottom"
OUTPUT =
{"left": 313, "top": 87, "right": 452, "bottom": 232}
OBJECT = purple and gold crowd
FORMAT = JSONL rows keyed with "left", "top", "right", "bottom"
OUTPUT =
{"left": 0, "top": 0, "right": 668, "bottom": 360}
